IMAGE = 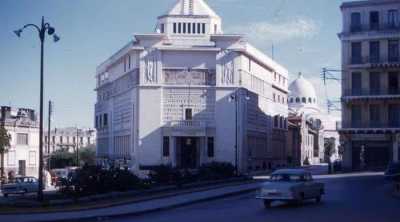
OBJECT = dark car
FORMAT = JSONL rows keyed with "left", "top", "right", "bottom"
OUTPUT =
{"left": 384, "top": 163, "right": 400, "bottom": 181}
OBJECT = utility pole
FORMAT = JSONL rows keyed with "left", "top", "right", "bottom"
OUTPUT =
{"left": 76, "top": 128, "right": 79, "bottom": 166}
{"left": 47, "top": 101, "right": 52, "bottom": 170}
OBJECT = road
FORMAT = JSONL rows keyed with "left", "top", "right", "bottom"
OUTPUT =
{"left": 101, "top": 175, "right": 399, "bottom": 222}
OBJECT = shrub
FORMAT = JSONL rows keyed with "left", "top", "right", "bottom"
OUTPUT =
{"left": 148, "top": 165, "right": 182, "bottom": 185}
{"left": 61, "top": 165, "right": 146, "bottom": 197}
{"left": 198, "top": 162, "right": 235, "bottom": 181}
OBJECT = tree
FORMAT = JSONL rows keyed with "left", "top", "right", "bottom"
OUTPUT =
{"left": 77, "top": 145, "right": 96, "bottom": 166}
{"left": 49, "top": 150, "right": 76, "bottom": 169}
{"left": 324, "top": 137, "right": 336, "bottom": 163}
{"left": 0, "top": 125, "right": 11, "bottom": 183}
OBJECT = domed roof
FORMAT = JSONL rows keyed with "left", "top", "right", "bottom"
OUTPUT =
{"left": 288, "top": 73, "right": 320, "bottom": 114}
{"left": 289, "top": 73, "right": 317, "bottom": 99}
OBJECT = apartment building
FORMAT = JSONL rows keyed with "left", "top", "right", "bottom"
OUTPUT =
{"left": 339, "top": 0, "right": 400, "bottom": 170}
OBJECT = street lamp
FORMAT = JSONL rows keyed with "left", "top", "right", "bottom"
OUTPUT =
{"left": 229, "top": 89, "right": 250, "bottom": 176}
{"left": 14, "top": 17, "right": 60, "bottom": 201}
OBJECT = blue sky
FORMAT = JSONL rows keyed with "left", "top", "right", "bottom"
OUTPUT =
{"left": 0, "top": 0, "right": 345, "bottom": 128}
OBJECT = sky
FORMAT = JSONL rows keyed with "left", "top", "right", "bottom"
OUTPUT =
{"left": 0, "top": 0, "right": 345, "bottom": 128}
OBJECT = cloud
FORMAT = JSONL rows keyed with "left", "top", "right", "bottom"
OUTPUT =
{"left": 226, "top": 17, "right": 319, "bottom": 44}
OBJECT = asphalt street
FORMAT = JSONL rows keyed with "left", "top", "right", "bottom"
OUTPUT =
{"left": 100, "top": 175, "right": 399, "bottom": 222}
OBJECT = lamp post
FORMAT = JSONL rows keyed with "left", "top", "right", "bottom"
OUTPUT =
{"left": 15, "top": 17, "right": 60, "bottom": 201}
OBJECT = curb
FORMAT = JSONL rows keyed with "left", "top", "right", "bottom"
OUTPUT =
{"left": 44, "top": 186, "right": 259, "bottom": 222}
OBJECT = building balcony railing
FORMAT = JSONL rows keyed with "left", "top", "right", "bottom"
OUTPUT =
{"left": 343, "top": 88, "right": 400, "bottom": 97}
{"left": 167, "top": 120, "right": 207, "bottom": 128}
{"left": 349, "top": 23, "right": 400, "bottom": 34}
{"left": 349, "top": 56, "right": 400, "bottom": 66}
{"left": 340, "top": 121, "right": 400, "bottom": 131}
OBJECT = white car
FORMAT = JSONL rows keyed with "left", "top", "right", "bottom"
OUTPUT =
{"left": 1, "top": 177, "right": 39, "bottom": 197}
{"left": 256, "top": 169, "right": 325, "bottom": 208}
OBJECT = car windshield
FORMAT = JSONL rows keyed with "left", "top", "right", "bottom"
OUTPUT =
{"left": 270, "top": 173, "right": 307, "bottom": 182}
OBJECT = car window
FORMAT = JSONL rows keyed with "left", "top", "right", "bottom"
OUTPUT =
{"left": 270, "top": 174, "right": 306, "bottom": 182}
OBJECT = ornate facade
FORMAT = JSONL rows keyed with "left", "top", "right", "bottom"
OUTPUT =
{"left": 95, "top": 0, "right": 289, "bottom": 173}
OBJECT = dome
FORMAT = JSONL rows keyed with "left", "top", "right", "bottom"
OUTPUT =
{"left": 288, "top": 73, "right": 320, "bottom": 114}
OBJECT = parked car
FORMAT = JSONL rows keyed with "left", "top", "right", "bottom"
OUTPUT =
{"left": 1, "top": 177, "right": 39, "bottom": 197}
{"left": 384, "top": 163, "right": 400, "bottom": 181}
{"left": 256, "top": 169, "right": 325, "bottom": 208}
{"left": 51, "top": 168, "right": 70, "bottom": 186}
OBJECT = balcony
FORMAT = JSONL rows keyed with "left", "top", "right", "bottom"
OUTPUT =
{"left": 339, "top": 121, "right": 400, "bottom": 134}
{"left": 342, "top": 88, "right": 400, "bottom": 102}
{"left": 348, "top": 56, "right": 400, "bottom": 68}
{"left": 345, "top": 23, "right": 400, "bottom": 35}
{"left": 168, "top": 120, "right": 207, "bottom": 128}
{"left": 165, "top": 120, "right": 208, "bottom": 137}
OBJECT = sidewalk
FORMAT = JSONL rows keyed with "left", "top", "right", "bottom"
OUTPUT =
{"left": 0, "top": 182, "right": 261, "bottom": 222}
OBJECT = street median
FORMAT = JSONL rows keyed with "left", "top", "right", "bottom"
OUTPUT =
{"left": 0, "top": 179, "right": 261, "bottom": 222}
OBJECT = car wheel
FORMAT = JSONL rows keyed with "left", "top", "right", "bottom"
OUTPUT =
{"left": 263, "top": 200, "right": 272, "bottom": 208}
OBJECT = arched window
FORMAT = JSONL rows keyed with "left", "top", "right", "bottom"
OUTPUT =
{"left": 308, "top": 98, "right": 312, "bottom": 103}
{"left": 296, "top": 98, "right": 300, "bottom": 103}
{"left": 313, "top": 98, "right": 316, "bottom": 103}
{"left": 290, "top": 98, "right": 294, "bottom": 103}
{"left": 302, "top": 97, "right": 306, "bottom": 103}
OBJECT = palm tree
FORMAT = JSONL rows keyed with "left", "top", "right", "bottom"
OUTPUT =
{"left": 0, "top": 125, "right": 11, "bottom": 184}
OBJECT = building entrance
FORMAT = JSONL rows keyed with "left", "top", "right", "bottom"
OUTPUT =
{"left": 177, "top": 137, "right": 198, "bottom": 169}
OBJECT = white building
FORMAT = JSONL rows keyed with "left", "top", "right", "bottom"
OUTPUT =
{"left": 287, "top": 74, "right": 341, "bottom": 165}
{"left": 95, "top": 0, "right": 289, "bottom": 173}
{"left": 0, "top": 106, "right": 39, "bottom": 178}
{"left": 44, "top": 127, "right": 96, "bottom": 154}
{"left": 339, "top": 0, "right": 400, "bottom": 170}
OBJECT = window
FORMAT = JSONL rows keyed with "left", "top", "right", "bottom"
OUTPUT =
{"left": 29, "top": 151, "right": 36, "bottom": 166}
{"left": 273, "top": 93, "right": 276, "bottom": 102}
{"left": 388, "top": 40, "right": 399, "bottom": 62}
{"left": 192, "top": 23, "right": 196, "bottom": 34}
{"left": 290, "top": 98, "right": 294, "bottom": 103}
{"left": 17, "top": 133, "right": 28, "bottom": 145}
{"left": 163, "top": 137, "right": 169, "bottom": 157}
{"left": 60, "top": 136, "right": 63, "bottom": 144}
{"left": 296, "top": 98, "right": 300, "bottom": 103}
{"left": 188, "top": 22, "right": 191, "bottom": 33}
{"left": 185, "top": 108, "right": 192, "bottom": 120}
{"left": 183, "top": 22, "right": 186, "bottom": 33}
{"left": 99, "top": 115, "right": 103, "bottom": 128}
{"left": 370, "top": 11, "right": 380, "bottom": 30}
{"left": 308, "top": 98, "right": 312, "bottom": 103}
{"left": 278, "top": 95, "right": 281, "bottom": 103}
{"left": 351, "top": 72, "right": 362, "bottom": 95}
{"left": 103, "top": 113, "right": 108, "bottom": 127}
{"left": 52, "top": 136, "right": 55, "bottom": 143}
{"left": 369, "top": 104, "right": 380, "bottom": 127}
{"left": 369, "top": 41, "right": 380, "bottom": 63}
{"left": 389, "top": 104, "right": 400, "bottom": 127}
{"left": 207, "top": 137, "right": 214, "bottom": 157}
{"left": 173, "top": 23, "right": 177, "bottom": 33}
{"left": 351, "top": 42, "right": 362, "bottom": 64}
{"left": 389, "top": 72, "right": 399, "bottom": 94}
{"left": 369, "top": 72, "right": 380, "bottom": 95}
{"left": 202, "top": 23, "right": 206, "bottom": 34}
{"left": 388, "top": 10, "right": 398, "bottom": 28}
{"left": 197, "top": 23, "right": 201, "bottom": 34}
{"left": 302, "top": 97, "right": 306, "bottom": 103}
{"left": 95, "top": 116, "right": 99, "bottom": 128}
{"left": 178, "top": 23, "right": 182, "bottom": 33}
{"left": 160, "top": 24, "right": 165, "bottom": 33}
{"left": 274, "top": 116, "right": 278, "bottom": 128}
{"left": 80, "top": 137, "right": 83, "bottom": 144}
{"left": 214, "top": 24, "right": 217, "bottom": 34}
{"left": 351, "top": 105, "right": 362, "bottom": 127}
{"left": 128, "top": 55, "right": 131, "bottom": 69}
{"left": 351, "top": 12, "right": 362, "bottom": 32}
{"left": 7, "top": 151, "right": 15, "bottom": 166}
